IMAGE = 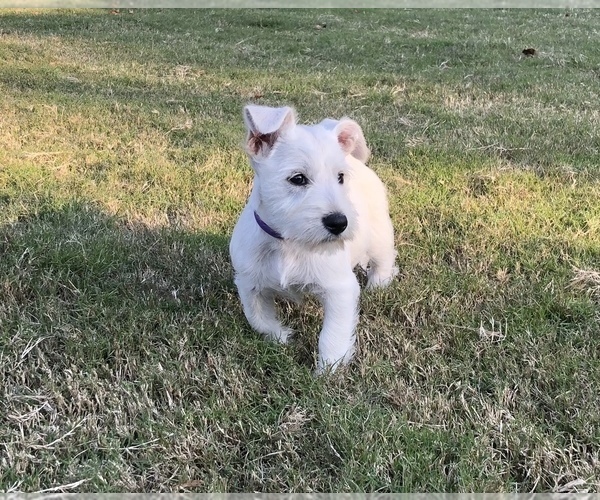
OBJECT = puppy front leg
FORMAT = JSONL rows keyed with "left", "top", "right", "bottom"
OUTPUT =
{"left": 316, "top": 277, "right": 360, "bottom": 374}
{"left": 235, "top": 278, "right": 292, "bottom": 343}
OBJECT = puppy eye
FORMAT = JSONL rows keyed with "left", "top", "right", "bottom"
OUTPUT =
{"left": 338, "top": 172, "right": 344, "bottom": 184}
{"left": 289, "top": 173, "right": 308, "bottom": 186}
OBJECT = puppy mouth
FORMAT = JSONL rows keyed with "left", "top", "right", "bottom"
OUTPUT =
{"left": 322, "top": 227, "right": 352, "bottom": 243}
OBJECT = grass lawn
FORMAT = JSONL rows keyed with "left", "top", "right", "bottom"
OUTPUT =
{"left": 1, "top": 8, "right": 599, "bottom": 493}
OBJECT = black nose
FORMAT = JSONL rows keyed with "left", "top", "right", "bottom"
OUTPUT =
{"left": 322, "top": 212, "right": 348, "bottom": 235}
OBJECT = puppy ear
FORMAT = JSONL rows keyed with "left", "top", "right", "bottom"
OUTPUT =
{"left": 326, "top": 118, "right": 370, "bottom": 163}
{"left": 243, "top": 105, "right": 296, "bottom": 157}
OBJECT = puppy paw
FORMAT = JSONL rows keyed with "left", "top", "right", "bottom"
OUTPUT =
{"left": 314, "top": 359, "right": 350, "bottom": 377}
{"left": 366, "top": 266, "right": 398, "bottom": 289}
{"left": 315, "top": 351, "right": 354, "bottom": 376}
{"left": 265, "top": 326, "right": 294, "bottom": 344}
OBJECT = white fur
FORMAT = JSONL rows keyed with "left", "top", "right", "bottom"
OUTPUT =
{"left": 230, "top": 104, "right": 398, "bottom": 374}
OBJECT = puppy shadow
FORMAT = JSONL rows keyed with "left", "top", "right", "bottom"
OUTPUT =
{"left": 274, "top": 295, "right": 323, "bottom": 370}
{"left": 1, "top": 201, "right": 242, "bottom": 363}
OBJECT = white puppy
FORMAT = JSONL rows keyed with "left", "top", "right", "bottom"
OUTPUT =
{"left": 229, "top": 104, "right": 398, "bottom": 374}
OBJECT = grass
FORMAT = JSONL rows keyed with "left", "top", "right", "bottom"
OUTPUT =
{"left": 1, "top": 7, "right": 599, "bottom": 493}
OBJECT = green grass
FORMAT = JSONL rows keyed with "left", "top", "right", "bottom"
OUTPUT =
{"left": 1, "top": 8, "right": 599, "bottom": 493}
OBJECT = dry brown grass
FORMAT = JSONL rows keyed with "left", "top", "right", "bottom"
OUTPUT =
{"left": 1, "top": 8, "right": 599, "bottom": 493}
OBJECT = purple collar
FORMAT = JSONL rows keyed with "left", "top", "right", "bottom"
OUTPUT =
{"left": 254, "top": 211, "right": 283, "bottom": 240}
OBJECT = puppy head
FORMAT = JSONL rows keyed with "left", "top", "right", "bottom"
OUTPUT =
{"left": 243, "top": 104, "right": 367, "bottom": 247}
